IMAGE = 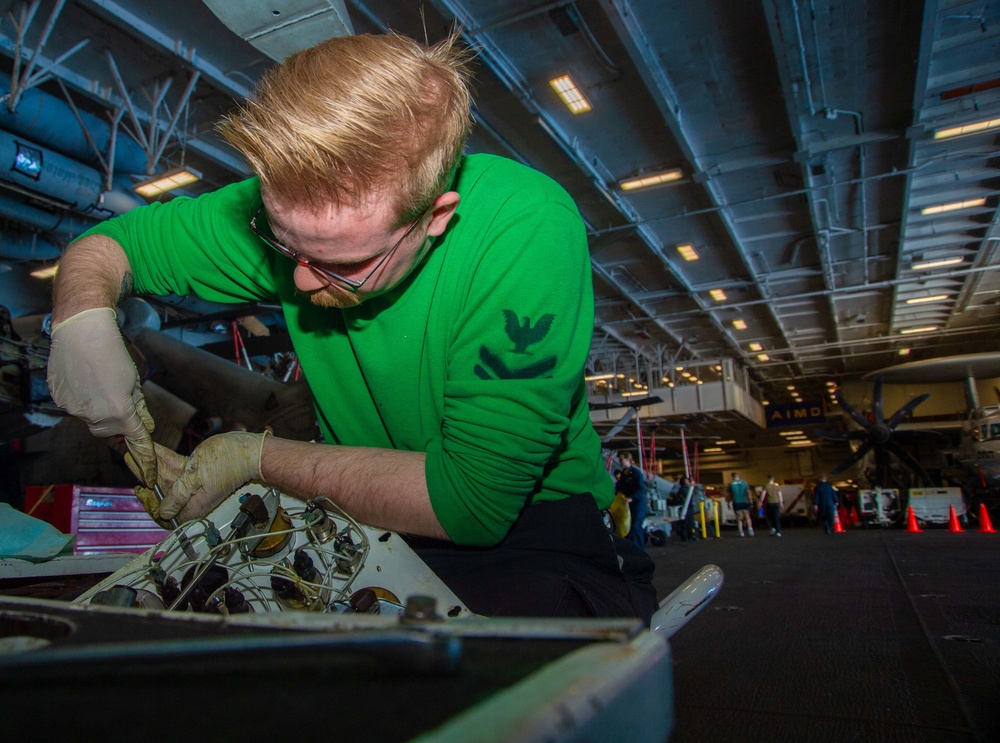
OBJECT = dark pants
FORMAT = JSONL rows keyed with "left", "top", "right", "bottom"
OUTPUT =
{"left": 627, "top": 495, "right": 648, "bottom": 550}
{"left": 673, "top": 505, "right": 697, "bottom": 541}
{"left": 765, "top": 502, "right": 782, "bottom": 534}
{"left": 818, "top": 504, "right": 836, "bottom": 533}
{"left": 406, "top": 493, "right": 658, "bottom": 622}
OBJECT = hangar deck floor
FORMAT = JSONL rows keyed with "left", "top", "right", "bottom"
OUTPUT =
{"left": 650, "top": 525, "right": 1000, "bottom": 743}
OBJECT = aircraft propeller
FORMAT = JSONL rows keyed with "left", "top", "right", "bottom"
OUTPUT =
{"left": 815, "top": 375, "right": 946, "bottom": 487}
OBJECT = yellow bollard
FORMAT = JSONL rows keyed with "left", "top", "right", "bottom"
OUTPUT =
{"left": 699, "top": 500, "right": 707, "bottom": 539}
{"left": 713, "top": 500, "right": 722, "bottom": 538}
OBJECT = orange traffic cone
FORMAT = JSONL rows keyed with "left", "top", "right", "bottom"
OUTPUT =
{"left": 947, "top": 504, "right": 964, "bottom": 533}
{"left": 978, "top": 503, "right": 997, "bottom": 534}
{"left": 905, "top": 506, "right": 922, "bottom": 533}
{"left": 833, "top": 508, "right": 845, "bottom": 534}
{"left": 849, "top": 506, "right": 861, "bottom": 526}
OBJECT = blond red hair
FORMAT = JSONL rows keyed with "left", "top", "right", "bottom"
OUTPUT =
{"left": 218, "top": 32, "right": 474, "bottom": 221}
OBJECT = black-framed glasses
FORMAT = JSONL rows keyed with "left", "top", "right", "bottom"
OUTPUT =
{"left": 250, "top": 203, "right": 430, "bottom": 292}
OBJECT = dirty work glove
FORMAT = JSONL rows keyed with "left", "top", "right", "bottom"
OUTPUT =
{"left": 129, "top": 432, "right": 270, "bottom": 526}
{"left": 126, "top": 445, "right": 187, "bottom": 530}
{"left": 47, "top": 307, "right": 157, "bottom": 487}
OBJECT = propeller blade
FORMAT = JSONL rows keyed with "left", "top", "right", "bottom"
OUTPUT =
{"left": 814, "top": 429, "right": 866, "bottom": 441}
{"left": 814, "top": 429, "right": 850, "bottom": 440}
{"left": 894, "top": 429, "right": 949, "bottom": 442}
{"left": 835, "top": 389, "right": 871, "bottom": 429}
{"left": 831, "top": 440, "right": 874, "bottom": 474}
{"left": 872, "top": 375, "right": 884, "bottom": 425}
{"left": 885, "top": 393, "right": 931, "bottom": 429}
{"left": 600, "top": 407, "right": 637, "bottom": 443}
{"left": 885, "top": 440, "right": 935, "bottom": 486}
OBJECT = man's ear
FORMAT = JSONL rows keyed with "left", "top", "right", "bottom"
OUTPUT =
{"left": 426, "top": 191, "right": 460, "bottom": 237}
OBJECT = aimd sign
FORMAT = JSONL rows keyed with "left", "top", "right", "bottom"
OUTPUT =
{"left": 765, "top": 401, "right": 826, "bottom": 427}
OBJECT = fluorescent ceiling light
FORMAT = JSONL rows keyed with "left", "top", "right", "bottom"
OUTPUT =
{"left": 934, "top": 117, "right": 1000, "bottom": 140}
{"left": 620, "top": 169, "right": 683, "bottom": 191}
{"left": 709, "top": 288, "right": 727, "bottom": 302}
{"left": 717, "top": 440, "right": 736, "bottom": 445}
{"left": 676, "top": 244, "right": 699, "bottom": 261}
{"left": 779, "top": 430, "right": 804, "bottom": 436}
{"left": 786, "top": 385, "right": 796, "bottom": 390}
{"left": 749, "top": 342, "right": 763, "bottom": 351}
{"left": 621, "top": 390, "right": 648, "bottom": 397}
{"left": 920, "top": 198, "right": 986, "bottom": 216}
{"left": 585, "top": 373, "right": 616, "bottom": 381}
{"left": 30, "top": 264, "right": 59, "bottom": 279}
{"left": 898, "top": 348, "right": 911, "bottom": 355}
{"left": 905, "top": 294, "right": 949, "bottom": 304}
{"left": 732, "top": 319, "right": 747, "bottom": 330}
{"left": 900, "top": 326, "right": 938, "bottom": 335}
{"left": 134, "top": 167, "right": 202, "bottom": 198}
{"left": 756, "top": 353, "right": 770, "bottom": 361}
{"left": 549, "top": 75, "right": 591, "bottom": 114}
{"left": 912, "top": 257, "right": 963, "bottom": 270}
{"left": 789, "top": 440, "right": 814, "bottom": 446}
{"left": 702, "top": 447, "right": 722, "bottom": 453}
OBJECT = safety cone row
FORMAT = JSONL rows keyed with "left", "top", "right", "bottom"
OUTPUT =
{"left": 947, "top": 504, "right": 964, "bottom": 533}
{"left": 979, "top": 503, "right": 997, "bottom": 533}
{"left": 904, "top": 503, "right": 997, "bottom": 534}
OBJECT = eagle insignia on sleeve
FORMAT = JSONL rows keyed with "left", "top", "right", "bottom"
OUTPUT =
{"left": 473, "top": 310, "right": 558, "bottom": 380}
{"left": 502, "top": 310, "right": 555, "bottom": 354}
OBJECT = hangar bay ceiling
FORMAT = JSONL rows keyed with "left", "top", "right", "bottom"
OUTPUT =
{"left": 0, "top": 0, "right": 998, "bottom": 451}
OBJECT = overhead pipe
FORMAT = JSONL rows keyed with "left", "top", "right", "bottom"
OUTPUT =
{"left": 0, "top": 230, "right": 59, "bottom": 260}
{"left": 790, "top": 0, "right": 817, "bottom": 115}
{"left": 0, "top": 82, "right": 146, "bottom": 174}
{"left": 824, "top": 108, "right": 870, "bottom": 285}
{"left": 0, "top": 192, "right": 98, "bottom": 240}
{"left": 0, "top": 129, "right": 142, "bottom": 217}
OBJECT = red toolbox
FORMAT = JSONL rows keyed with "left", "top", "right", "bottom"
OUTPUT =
{"left": 23, "top": 485, "right": 169, "bottom": 554}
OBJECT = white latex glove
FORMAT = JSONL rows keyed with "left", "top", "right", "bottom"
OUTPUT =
{"left": 126, "top": 445, "right": 187, "bottom": 530}
{"left": 47, "top": 307, "right": 157, "bottom": 487}
{"left": 128, "top": 432, "right": 270, "bottom": 525}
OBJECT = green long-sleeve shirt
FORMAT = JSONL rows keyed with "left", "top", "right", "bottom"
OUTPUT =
{"left": 82, "top": 154, "right": 612, "bottom": 545}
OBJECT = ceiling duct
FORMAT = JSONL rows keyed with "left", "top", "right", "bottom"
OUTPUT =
{"left": 0, "top": 193, "right": 102, "bottom": 241}
{"left": 201, "top": 0, "right": 354, "bottom": 62}
{"left": 0, "top": 82, "right": 147, "bottom": 174}
{"left": 0, "top": 232, "right": 60, "bottom": 261}
{"left": 0, "top": 130, "right": 142, "bottom": 218}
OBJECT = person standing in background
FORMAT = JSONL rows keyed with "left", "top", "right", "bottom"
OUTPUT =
{"left": 758, "top": 474, "right": 783, "bottom": 537}
{"left": 728, "top": 472, "right": 754, "bottom": 537}
{"left": 813, "top": 474, "right": 839, "bottom": 534}
{"left": 617, "top": 451, "right": 647, "bottom": 550}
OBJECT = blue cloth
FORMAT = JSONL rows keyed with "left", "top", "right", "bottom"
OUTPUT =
{"left": 814, "top": 481, "right": 839, "bottom": 534}
{"left": 0, "top": 503, "right": 75, "bottom": 560}
{"left": 814, "top": 481, "right": 839, "bottom": 509}
{"left": 618, "top": 465, "right": 647, "bottom": 550}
